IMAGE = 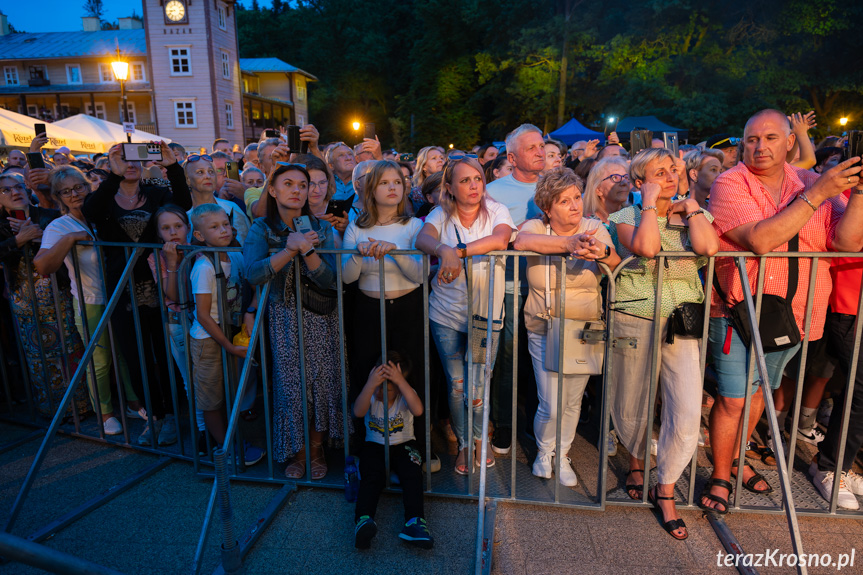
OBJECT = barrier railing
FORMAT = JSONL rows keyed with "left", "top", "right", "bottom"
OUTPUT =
{"left": 2, "top": 241, "right": 862, "bottom": 573}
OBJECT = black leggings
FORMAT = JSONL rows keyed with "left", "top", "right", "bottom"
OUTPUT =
{"left": 355, "top": 440, "right": 424, "bottom": 522}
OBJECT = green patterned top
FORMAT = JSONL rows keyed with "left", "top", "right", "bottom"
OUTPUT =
{"left": 608, "top": 205, "right": 714, "bottom": 319}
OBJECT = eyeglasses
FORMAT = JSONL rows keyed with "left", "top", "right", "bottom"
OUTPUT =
{"left": 308, "top": 179, "right": 330, "bottom": 190}
{"left": 448, "top": 154, "right": 478, "bottom": 161}
{"left": 601, "top": 174, "right": 630, "bottom": 184}
{"left": 0, "top": 183, "right": 26, "bottom": 195}
{"left": 58, "top": 183, "right": 88, "bottom": 198}
{"left": 185, "top": 154, "right": 213, "bottom": 164}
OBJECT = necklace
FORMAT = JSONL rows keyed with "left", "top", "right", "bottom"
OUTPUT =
{"left": 116, "top": 190, "right": 140, "bottom": 206}
{"left": 377, "top": 216, "right": 399, "bottom": 226}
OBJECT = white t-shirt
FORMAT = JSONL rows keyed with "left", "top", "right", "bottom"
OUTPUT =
{"left": 40, "top": 215, "right": 104, "bottom": 305}
{"left": 187, "top": 197, "right": 251, "bottom": 245}
{"left": 364, "top": 394, "right": 415, "bottom": 445}
{"left": 342, "top": 218, "right": 424, "bottom": 291}
{"left": 190, "top": 251, "right": 244, "bottom": 340}
{"left": 486, "top": 174, "right": 537, "bottom": 226}
{"left": 425, "top": 202, "right": 515, "bottom": 332}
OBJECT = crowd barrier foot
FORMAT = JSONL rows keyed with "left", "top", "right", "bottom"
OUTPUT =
{"left": 707, "top": 512, "right": 760, "bottom": 575}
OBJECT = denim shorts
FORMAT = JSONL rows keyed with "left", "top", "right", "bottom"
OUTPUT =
{"left": 708, "top": 316, "right": 801, "bottom": 399}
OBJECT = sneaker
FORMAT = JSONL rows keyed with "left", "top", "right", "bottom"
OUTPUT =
{"left": 125, "top": 406, "right": 148, "bottom": 421}
{"left": 354, "top": 516, "right": 377, "bottom": 549}
{"left": 845, "top": 471, "right": 863, "bottom": 496}
{"left": 698, "top": 429, "right": 708, "bottom": 448}
{"left": 242, "top": 442, "right": 265, "bottom": 466}
{"left": 767, "top": 432, "right": 787, "bottom": 455}
{"left": 158, "top": 414, "right": 177, "bottom": 446}
{"left": 556, "top": 456, "right": 578, "bottom": 487}
{"left": 137, "top": 419, "right": 162, "bottom": 446}
{"left": 103, "top": 416, "right": 122, "bottom": 436}
{"left": 816, "top": 398, "right": 833, "bottom": 428}
{"left": 399, "top": 517, "right": 433, "bottom": 549}
{"left": 810, "top": 461, "right": 859, "bottom": 510}
{"left": 422, "top": 452, "right": 441, "bottom": 473}
{"left": 650, "top": 438, "right": 658, "bottom": 457}
{"left": 532, "top": 451, "right": 553, "bottom": 479}
{"left": 605, "top": 430, "right": 618, "bottom": 457}
{"left": 491, "top": 427, "right": 511, "bottom": 455}
{"left": 797, "top": 426, "right": 825, "bottom": 445}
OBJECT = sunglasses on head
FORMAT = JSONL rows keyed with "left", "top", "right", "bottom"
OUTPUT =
{"left": 447, "top": 154, "right": 479, "bottom": 161}
{"left": 185, "top": 154, "right": 213, "bottom": 164}
{"left": 275, "top": 162, "right": 307, "bottom": 169}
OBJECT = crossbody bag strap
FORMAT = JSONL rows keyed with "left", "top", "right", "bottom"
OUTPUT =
{"left": 712, "top": 233, "right": 800, "bottom": 305}
{"left": 544, "top": 224, "right": 552, "bottom": 316}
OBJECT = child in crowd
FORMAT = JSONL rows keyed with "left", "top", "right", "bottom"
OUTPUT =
{"left": 189, "top": 203, "right": 263, "bottom": 465}
{"left": 352, "top": 354, "right": 432, "bottom": 550}
{"left": 149, "top": 206, "right": 207, "bottom": 446}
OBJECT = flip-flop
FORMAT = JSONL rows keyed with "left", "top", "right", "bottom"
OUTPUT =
{"left": 625, "top": 469, "right": 645, "bottom": 500}
{"left": 731, "top": 458, "right": 773, "bottom": 494}
{"left": 698, "top": 478, "right": 732, "bottom": 514}
{"left": 648, "top": 487, "right": 688, "bottom": 540}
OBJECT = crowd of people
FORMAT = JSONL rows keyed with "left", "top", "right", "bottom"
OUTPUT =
{"left": 2, "top": 108, "right": 863, "bottom": 549}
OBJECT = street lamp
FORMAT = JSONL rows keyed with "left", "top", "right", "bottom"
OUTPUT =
{"left": 112, "top": 47, "right": 131, "bottom": 142}
{"left": 840, "top": 117, "right": 849, "bottom": 127}
{"left": 352, "top": 121, "right": 361, "bottom": 131}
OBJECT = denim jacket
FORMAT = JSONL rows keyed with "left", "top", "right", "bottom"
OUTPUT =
{"left": 243, "top": 217, "right": 337, "bottom": 304}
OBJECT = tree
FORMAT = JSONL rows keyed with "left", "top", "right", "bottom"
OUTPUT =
{"left": 82, "top": 0, "right": 105, "bottom": 19}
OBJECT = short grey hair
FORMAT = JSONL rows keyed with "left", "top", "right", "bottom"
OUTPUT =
{"left": 505, "top": 124, "right": 542, "bottom": 154}
{"left": 258, "top": 138, "right": 281, "bottom": 157}
{"left": 744, "top": 109, "right": 791, "bottom": 137}
{"left": 629, "top": 148, "right": 676, "bottom": 184}
{"left": 683, "top": 149, "right": 724, "bottom": 180}
{"left": 241, "top": 166, "right": 265, "bottom": 180}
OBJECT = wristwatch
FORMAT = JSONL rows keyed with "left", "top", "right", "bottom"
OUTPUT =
{"left": 246, "top": 306, "right": 257, "bottom": 314}
{"left": 685, "top": 209, "right": 705, "bottom": 220}
{"left": 457, "top": 242, "right": 467, "bottom": 259}
{"left": 597, "top": 244, "right": 611, "bottom": 260}
{"left": 301, "top": 246, "right": 316, "bottom": 258}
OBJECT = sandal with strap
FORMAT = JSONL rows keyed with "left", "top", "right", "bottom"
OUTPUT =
{"left": 285, "top": 451, "right": 306, "bottom": 479}
{"left": 698, "top": 478, "right": 733, "bottom": 514}
{"left": 625, "top": 469, "right": 645, "bottom": 500}
{"left": 648, "top": 487, "right": 688, "bottom": 541}
{"left": 310, "top": 442, "right": 327, "bottom": 480}
{"left": 731, "top": 458, "right": 773, "bottom": 494}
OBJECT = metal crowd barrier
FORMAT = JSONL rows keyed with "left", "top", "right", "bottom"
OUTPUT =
{"left": 2, "top": 242, "right": 863, "bottom": 574}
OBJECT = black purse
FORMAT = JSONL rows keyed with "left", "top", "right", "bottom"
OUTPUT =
{"left": 299, "top": 274, "right": 338, "bottom": 315}
{"left": 666, "top": 302, "right": 705, "bottom": 344}
{"left": 713, "top": 235, "right": 801, "bottom": 352}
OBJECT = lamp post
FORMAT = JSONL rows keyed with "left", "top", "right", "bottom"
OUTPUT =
{"left": 840, "top": 117, "right": 849, "bottom": 128}
{"left": 112, "top": 47, "right": 130, "bottom": 142}
{"left": 352, "top": 121, "right": 361, "bottom": 144}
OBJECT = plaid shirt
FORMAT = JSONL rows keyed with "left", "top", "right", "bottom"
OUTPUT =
{"left": 708, "top": 162, "right": 843, "bottom": 340}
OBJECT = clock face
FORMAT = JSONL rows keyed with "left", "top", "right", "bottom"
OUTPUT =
{"left": 165, "top": 0, "right": 186, "bottom": 22}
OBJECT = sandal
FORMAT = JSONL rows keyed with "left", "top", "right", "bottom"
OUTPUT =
{"left": 625, "top": 469, "right": 645, "bottom": 500}
{"left": 648, "top": 487, "right": 688, "bottom": 541}
{"left": 474, "top": 441, "right": 495, "bottom": 469}
{"left": 285, "top": 451, "right": 306, "bottom": 479}
{"left": 698, "top": 478, "right": 732, "bottom": 514}
{"left": 455, "top": 448, "right": 471, "bottom": 476}
{"left": 310, "top": 442, "right": 327, "bottom": 480}
{"left": 731, "top": 458, "right": 773, "bottom": 494}
{"left": 760, "top": 447, "right": 777, "bottom": 466}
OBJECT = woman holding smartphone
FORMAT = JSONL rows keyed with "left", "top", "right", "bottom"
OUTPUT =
{"left": 244, "top": 163, "right": 349, "bottom": 480}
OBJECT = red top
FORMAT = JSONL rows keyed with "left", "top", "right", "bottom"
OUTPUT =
{"left": 828, "top": 191, "right": 863, "bottom": 316}
{"left": 708, "top": 162, "right": 844, "bottom": 340}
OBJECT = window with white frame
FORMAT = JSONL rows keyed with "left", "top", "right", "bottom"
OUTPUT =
{"left": 221, "top": 51, "right": 231, "bottom": 79}
{"left": 66, "top": 64, "right": 82, "bottom": 85}
{"left": 4, "top": 67, "right": 19, "bottom": 86}
{"left": 218, "top": 5, "right": 227, "bottom": 30}
{"left": 174, "top": 100, "right": 196, "bottom": 127}
{"left": 225, "top": 102, "right": 234, "bottom": 129}
{"left": 27, "top": 104, "right": 38, "bottom": 117}
{"left": 130, "top": 62, "right": 146, "bottom": 82}
{"left": 295, "top": 78, "right": 306, "bottom": 101}
{"left": 53, "top": 103, "right": 71, "bottom": 119}
{"left": 86, "top": 102, "right": 107, "bottom": 120}
{"left": 29, "top": 65, "right": 47, "bottom": 81}
{"left": 99, "top": 64, "right": 116, "bottom": 83}
{"left": 169, "top": 47, "right": 191, "bottom": 76}
{"left": 119, "top": 102, "right": 137, "bottom": 124}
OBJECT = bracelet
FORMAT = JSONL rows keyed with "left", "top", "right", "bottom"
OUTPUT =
{"left": 166, "top": 269, "right": 177, "bottom": 273}
{"left": 433, "top": 241, "right": 443, "bottom": 256}
{"left": 798, "top": 192, "right": 818, "bottom": 212}
{"left": 641, "top": 205, "right": 657, "bottom": 213}
{"left": 854, "top": 189, "right": 863, "bottom": 195}
{"left": 685, "top": 209, "right": 704, "bottom": 221}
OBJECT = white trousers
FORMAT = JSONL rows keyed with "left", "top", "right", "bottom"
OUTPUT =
{"left": 609, "top": 313, "right": 703, "bottom": 484}
{"left": 528, "top": 331, "right": 590, "bottom": 456}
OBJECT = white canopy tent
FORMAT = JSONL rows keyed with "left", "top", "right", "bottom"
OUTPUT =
{"left": 54, "top": 115, "right": 172, "bottom": 152}
{"left": 0, "top": 108, "right": 103, "bottom": 154}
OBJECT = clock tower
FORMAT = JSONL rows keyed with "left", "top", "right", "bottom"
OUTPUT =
{"left": 141, "top": 0, "right": 244, "bottom": 150}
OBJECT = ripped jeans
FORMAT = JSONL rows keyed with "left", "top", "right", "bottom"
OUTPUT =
{"left": 430, "top": 321, "right": 493, "bottom": 451}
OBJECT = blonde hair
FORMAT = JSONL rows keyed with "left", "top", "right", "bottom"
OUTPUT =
{"left": 630, "top": 147, "right": 676, "bottom": 184}
{"left": 583, "top": 157, "right": 629, "bottom": 218}
{"left": 355, "top": 160, "right": 412, "bottom": 229}
{"left": 683, "top": 148, "right": 724, "bottom": 182}
{"left": 412, "top": 146, "right": 444, "bottom": 188}
{"left": 437, "top": 157, "right": 491, "bottom": 226}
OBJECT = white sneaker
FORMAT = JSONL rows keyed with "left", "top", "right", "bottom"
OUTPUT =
{"left": 103, "top": 416, "right": 122, "bottom": 435}
{"left": 845, "top": 471, "right": 863, "bottom": 496}
{"left": 604, "top": 430, "right": 618, "bottom": 457}
{"left": 533, "top": 452, "right": 552, "bottom": 479}
{"left": 556, "top": 456, "right": 578, "bottom": 487}
{"left": 650, "top": 438, "right": 658, "bottom": 457}
{"left": 810, "top": 461, "right": 859, "bottom": 510}
{"left": 797, "top": 426, "right": 825, "bottom": 445}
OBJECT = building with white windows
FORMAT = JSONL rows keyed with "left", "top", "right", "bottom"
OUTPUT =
{"left": 0, "top": 2, "right": 315, "bottom": 150}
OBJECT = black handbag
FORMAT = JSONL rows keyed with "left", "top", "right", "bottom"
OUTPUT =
{"left": 713, "top": 235, "right": 801, "bottom": 352}
{"left": 666, "top": 302, "right": 705, "bottom": 344}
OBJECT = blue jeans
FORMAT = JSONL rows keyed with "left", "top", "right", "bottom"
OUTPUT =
{"left": 708, "top": 316, "right": 800, "bottom": 399}
{"left": 430, "top": 321, "right": 493, "bottom": 450}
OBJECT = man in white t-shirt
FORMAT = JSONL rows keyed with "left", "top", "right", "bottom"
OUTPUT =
{"left": 484, "top": 124, "right": 546, "bottom": 455}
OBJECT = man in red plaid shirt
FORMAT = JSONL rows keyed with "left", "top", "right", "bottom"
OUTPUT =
{"left": 699, "top": 109, "right": 863, "bottom": 514}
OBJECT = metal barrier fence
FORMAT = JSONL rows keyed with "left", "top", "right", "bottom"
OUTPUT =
{"left": 2, "top": 241, "right": 862, "bottom": 574}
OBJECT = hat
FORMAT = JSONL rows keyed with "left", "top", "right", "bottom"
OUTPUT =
{"left": 55, "top": 146, "right": 71, "bottom": 155}
{"left": 705, "top": 134, "right": 740, "bottom": 150}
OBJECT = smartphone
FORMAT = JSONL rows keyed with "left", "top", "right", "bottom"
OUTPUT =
{"left": 666, "top": 212, "right": 687, "bottom": 230}
{"left": 293, "top": 215, "right": 313, "bottom": 234}
{"left": 846, "top": 131, "right": 863, "bottom": 168}
{"left": 325, "top": 198, "right": 353, "bottom": 217}
{"left": 226, "top": 160, "right": 240, "bottom": 181}
{"left": 604, "top": 117, "right": 618, "bottom": 137}
{"left": 363, "top": 123, "right": 376, "bottom": 140}
{"left": 34, "top": 123, "right": 46, "bottom": 137}
{"left": 122, "top": 143, "right": 162, "bottom": 162}
{"left": 630, "top": 130, "right": 653, "bottom": 157}
{"left": 662, "top": 132, "right": 679, "bottom": 156}
{"left": 264, "top": 128, "right": 279, "bottom": 139}
{"left": 285, "top": 125, "right": 301, "bottom": 153}
{"left": 399, "top": 153, "right": 414, "bottom": 162}
{"left": 26, "top": 152, "right": 46, "bottom": 169}
{"left": 11, "top": 209, "right": 27, "bottom": 221}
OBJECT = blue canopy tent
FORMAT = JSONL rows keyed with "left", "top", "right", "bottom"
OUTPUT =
{"left": 615, "top": 116, "right": 688, "bottom": 141}
{"left": 547, "top": 118, "right": 605, "bottom": 146}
